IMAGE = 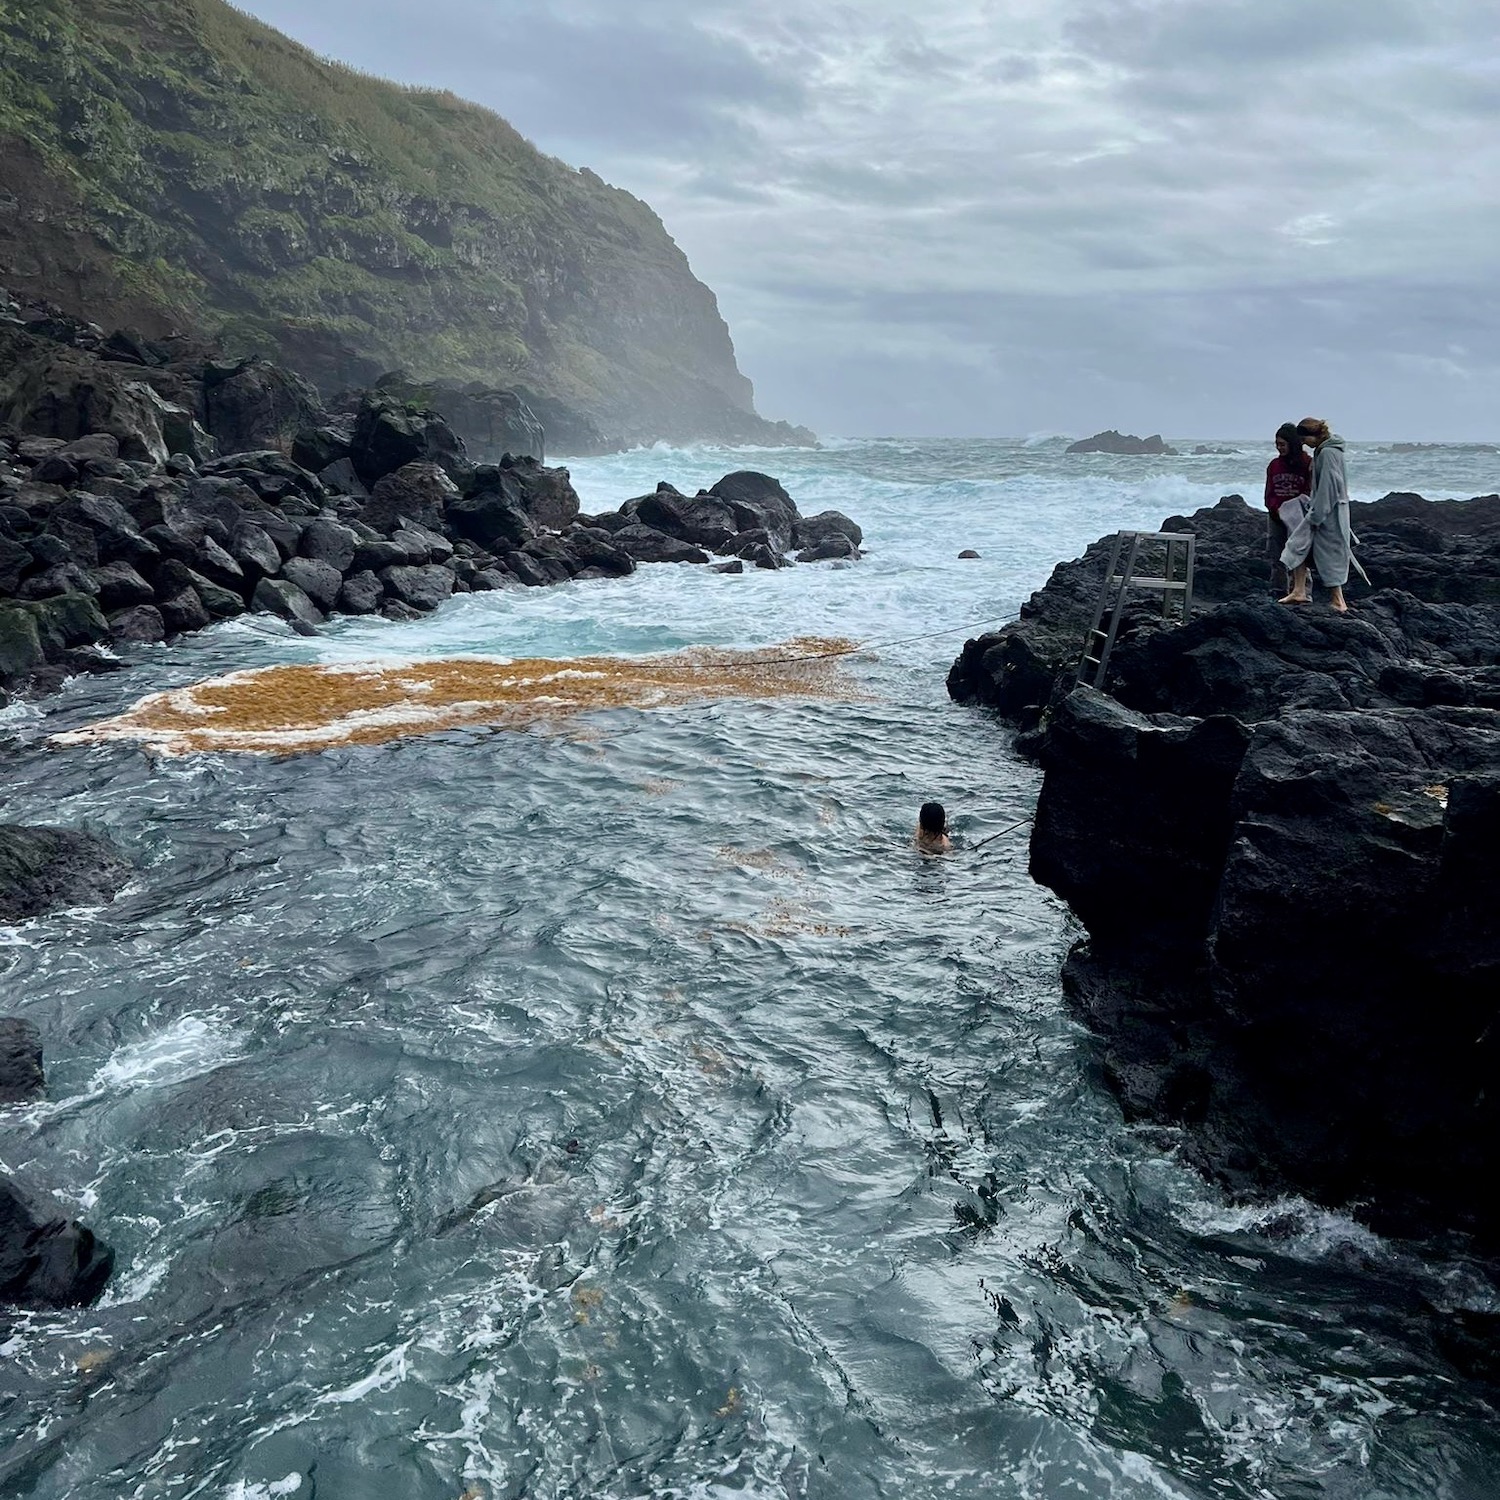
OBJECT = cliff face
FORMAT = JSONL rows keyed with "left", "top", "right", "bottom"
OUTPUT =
{"left": 0, "top": 0, "right": 807, "bottom": 448}
{"left": 950, "top": 496, "right": 1500, "bottom": 1251}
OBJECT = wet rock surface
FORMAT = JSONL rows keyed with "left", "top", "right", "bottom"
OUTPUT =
{"left": 0, "top": 825, "right": 134, "bottom": 923}
{"left": 0, "top": 1175, "right": 116, "bottom": 1309}
{"left": 949, "top": 492, "right": 1500, "bottom": 1247}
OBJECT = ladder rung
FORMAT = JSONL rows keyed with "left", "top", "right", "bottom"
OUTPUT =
{"left": 1109, "top": 577, "right": 1189, "bottom": 589}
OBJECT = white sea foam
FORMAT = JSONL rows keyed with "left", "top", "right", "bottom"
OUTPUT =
{"left": 92, "top": 1016, "right": 244, "bottom": 1095}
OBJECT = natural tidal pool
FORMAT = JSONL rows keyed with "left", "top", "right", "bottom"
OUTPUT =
{"left": 3, "top": 438, "right": 1498, "bottom": 1499}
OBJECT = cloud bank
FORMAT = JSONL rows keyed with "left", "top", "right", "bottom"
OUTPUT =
{"left": 238, "top": 0, "right": 1500, "bottom": 438}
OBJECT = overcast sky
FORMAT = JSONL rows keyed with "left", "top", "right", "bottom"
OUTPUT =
{"left": 238, "top": 0, "right": 1499, "bottom": 440}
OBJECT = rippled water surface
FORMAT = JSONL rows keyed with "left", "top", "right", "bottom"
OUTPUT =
{"left": 3, "top": 438, "right": 1498, "bottom": 1499}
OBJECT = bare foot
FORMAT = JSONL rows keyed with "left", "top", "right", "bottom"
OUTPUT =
{"left": 1278, "top": 593, "right": 1308, "bottom": 605}
{"left": 1330, "top": 600, "right": 1349, "bottom": 614}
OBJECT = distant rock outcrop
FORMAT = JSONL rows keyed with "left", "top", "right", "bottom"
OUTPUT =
{"left": 1066, "top": 430, "right": 1178, "bottom": 456}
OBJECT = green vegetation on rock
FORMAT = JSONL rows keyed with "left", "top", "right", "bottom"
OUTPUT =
{"left": 0, "top": 0, "right": 797, "bottom": 444}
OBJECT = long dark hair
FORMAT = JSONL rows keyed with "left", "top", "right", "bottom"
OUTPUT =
{"left": 1276, "top": 422, "right": 1310, "bottom": 476}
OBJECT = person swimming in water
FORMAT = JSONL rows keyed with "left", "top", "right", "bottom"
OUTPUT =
{"left": 916, "top": 802, "right": 951, "bottom": 852}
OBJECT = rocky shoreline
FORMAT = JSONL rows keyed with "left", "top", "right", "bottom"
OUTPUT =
{"left": 949, "top": 492, "right": 1500, "bottom": 1255}
{"left": 1, "top": 299, "right": 861, "bottom": 705}
{"left": 0, "top": 305, "right": 860, "bottom": 1308}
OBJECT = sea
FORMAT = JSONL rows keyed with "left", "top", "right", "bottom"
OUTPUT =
{"left": 2, "top": 436, "right": 1498, "bottom": 1500}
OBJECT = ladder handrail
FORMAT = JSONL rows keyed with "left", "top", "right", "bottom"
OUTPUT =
{"left": 1076, "top": 530, "right": 1197, "bottom": 688}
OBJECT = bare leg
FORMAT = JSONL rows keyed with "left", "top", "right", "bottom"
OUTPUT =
{"left": 1329, "top": 585, "right": 1348, "bottom": 613}
{"left": 1279, "top": 565, "right": 1309, "bottom": 604}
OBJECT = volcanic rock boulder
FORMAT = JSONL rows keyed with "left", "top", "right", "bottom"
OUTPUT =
{"left": 0, "top": 348, "right": 170, "bottom": 464}
{"left": 349, "top": 394, "right": 467, "bottom": 487}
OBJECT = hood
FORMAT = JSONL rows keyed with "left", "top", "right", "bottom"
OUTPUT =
{"left": 1323, "top": 435, "right": 1346, "bottom": 452}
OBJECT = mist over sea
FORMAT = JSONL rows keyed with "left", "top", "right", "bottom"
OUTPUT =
{"left": 3, "top": 437, "right": 1497, "bottom": 1499}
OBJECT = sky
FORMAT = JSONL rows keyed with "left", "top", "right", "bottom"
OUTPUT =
{"left": 236, "top": 0, "right": 1500, "bottom": 440}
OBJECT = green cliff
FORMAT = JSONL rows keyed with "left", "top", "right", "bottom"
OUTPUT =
{"left": 0, "top": 0, "right": 806, "bottom": 446}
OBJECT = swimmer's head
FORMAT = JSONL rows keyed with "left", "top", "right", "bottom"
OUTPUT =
{"left": 918, "top": 802, "right": 947, "bottom": 835}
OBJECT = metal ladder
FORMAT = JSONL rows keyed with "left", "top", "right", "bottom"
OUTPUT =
{"left": 1077, "top": 530, "right": 1197, "bottom": 688}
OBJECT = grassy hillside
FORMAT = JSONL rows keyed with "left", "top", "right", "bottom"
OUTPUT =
{"left": 0, "top": 0, "right": 765, "bottom": 441}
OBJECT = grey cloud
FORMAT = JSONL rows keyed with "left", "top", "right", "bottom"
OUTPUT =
{"left": 235, "top": 0, "right": 1500, "bottom": 438}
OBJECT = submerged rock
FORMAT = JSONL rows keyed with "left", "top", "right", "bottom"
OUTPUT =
{"left": 0, "top": 1176, "right": 115, "bottom": 1308}
{"left": 0, "top": 825, "right": 133, "bottom": 922}
{"left": 0, "top": 1017, "right": 44, "bottom": 1104}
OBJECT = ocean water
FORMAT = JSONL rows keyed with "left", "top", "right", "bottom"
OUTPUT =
{"left": 1, "top": 437, "right": 1497, "bottom": 1500}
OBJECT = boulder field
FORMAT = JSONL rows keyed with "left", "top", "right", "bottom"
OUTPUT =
{"left": 0, "top": 310, "right": 863, "bottom": 702}
{"left": 948, "top": 492, "right": 1500, "bottom": 1252}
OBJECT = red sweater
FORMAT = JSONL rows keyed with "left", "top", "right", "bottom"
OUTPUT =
{"left": 1265, "top": 455, "right": 1312, "bottom": 513}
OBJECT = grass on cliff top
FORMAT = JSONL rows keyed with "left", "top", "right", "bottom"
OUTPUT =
{"left": 0, "top": 0, "right": 731, "bottom": 411}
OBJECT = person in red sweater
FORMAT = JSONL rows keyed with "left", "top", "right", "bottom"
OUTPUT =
{"left": 1264, "top": 422, "right": 1312, "bottom": 592}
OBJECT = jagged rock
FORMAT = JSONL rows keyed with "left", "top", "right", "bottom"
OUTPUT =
{"left": 1066, "top": 429, "right": 1178, "bottom": 456}
{"left": 251, "top": 576, "right": 322, "bottom": 626}
{"left": 298, "top": 517, "right": 358, "bottom": 573}
{"left": 30, "top": 453, "right": 78, "bottom": 487}
{"left": 633, "top": 486, "right": 736, "bottom": 550}
{"left": 1, "top": 1175, "right": 115, "bottom": 1308}
{"left": 0, "top": 1017, "right": 44, "bottom": 1103}
{"left": 290, "top": 425, "right": 352, "bottom": 473}
{"left": 227, "top": 522, "right": 284, "bottom": 580}
{"left": 796, "top": 534, "right": 860, "bottom": 563}
{"left": 712, "top": 559, "right": 744, "bottom": 575}
{"left": 500, "top": 550, "right": 552, "bottom": 588}
{"left": 563, "top": 527, "right": 634, "bottom": 578}
{"left": 609, "top": 524, "right": 710, "bottom": 565}
{"left": 0, "top": 537, "right": 30, "bottom": 593}
{"left": 0, "top": 824, "right": 132, "bottom": 921}
{"left": 202, "top": 357, "right": 324, "bottom": 456}
{"left": 89, "top": 560, "right": 155, "bottom": 610}
{"left": 502, "top": 456, "right": 580, "bottom": 530}
{"left": 108, "top": 604, "right": 166, "bottom": 643}
{"left": 361, "top": 460, "right": 458, "bottom": 533}
{"left": 24, "top": 592, "right": 110, "bottom": 656}
{"left": 470, "top": 568, "right": 514, "bottom": 591}
{"left": 316, "top": 457, "right": 367, "bottom": 498}
{"left": 157, "top": 585, "right": 212, "bottom": 633}
{"left": 349, "top": 394, "right": 466, "bottom": 487}
{"left": 0, "top": 604, "right": 46, "bottom": 680}
{"left": 708, "top": 471, "right": 799, "bottom": 548}
{"left": 280, "top": 557, "right": 343, "bottom": 611}
{"left": 446, "top": 482, "right": 536, "bottom": 551}
{"left": 793, "top": 510, "right": 863, "bottom": 549}
{"left": 960, "top": 493, "right": 1500, "bottom": 1248}
{"left": 0, "top": 351, "right": 169, "bottom": 463}
{"left": 379, "top": 563, "right": 455, "bottom": 610}
{"left": 337, "top": 570, "right": 383, "bottom": 614}
{"left": 375, "top": 377, "right": 546, "bottom": 464}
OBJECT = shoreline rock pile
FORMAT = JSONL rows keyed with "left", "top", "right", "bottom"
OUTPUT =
{"left": 949, "top": 492, "right": 1500, "bottom": 1252}
{"left": 0, "top": 302, "right": 863, "bottom": 703}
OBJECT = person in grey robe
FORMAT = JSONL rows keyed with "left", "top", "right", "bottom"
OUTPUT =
{"left": 1279, "top": 417, "right": 1362, "bottom": 613}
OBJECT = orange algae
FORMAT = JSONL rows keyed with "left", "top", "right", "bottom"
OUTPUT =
{"left": 52, "top": 638, "right": 861, "bottom": 756}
